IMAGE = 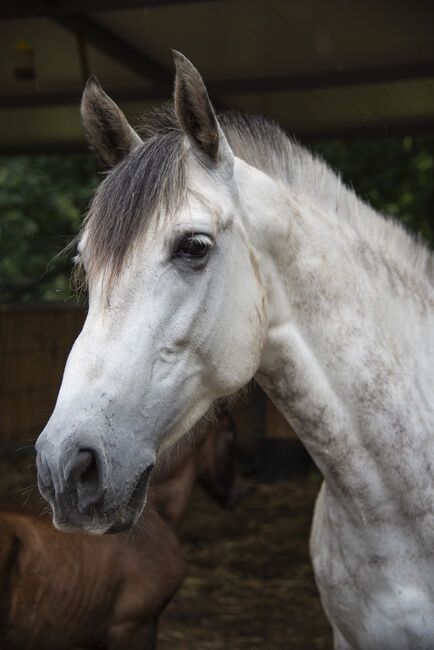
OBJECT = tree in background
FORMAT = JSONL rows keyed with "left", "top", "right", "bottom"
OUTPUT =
{"left": 0, "top": 154, "right": 98, "bottom": 303}
{"left": 0, "top": 134, "right": 432, "bottom": 304}
{"left": 312, "top": 134, "right": 434, "bottom": 246}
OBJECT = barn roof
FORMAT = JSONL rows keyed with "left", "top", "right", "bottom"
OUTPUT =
{"left": 1, "top": 0, "right": 433, "bottom": 153}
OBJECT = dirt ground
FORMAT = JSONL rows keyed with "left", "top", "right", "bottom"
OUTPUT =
{"left": 0, "top": 454, "right": 333, "bottom": 649}
{"left": 158, "top": 474, "right": 333, "bottom": 650}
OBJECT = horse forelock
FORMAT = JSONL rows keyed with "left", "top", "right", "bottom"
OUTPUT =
{"left": 79, "top": 104, "right": 188, "bottom": 289}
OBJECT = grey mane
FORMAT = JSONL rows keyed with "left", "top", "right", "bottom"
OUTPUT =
{"left": 219, "top": 111, "right": 433, "bottom": 287}
{"left": 82, "top": 103, "right": 433, "bottom": 287}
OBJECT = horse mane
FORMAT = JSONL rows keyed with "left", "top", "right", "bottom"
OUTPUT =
{"left": 219, "top": 111, "right": 434, "bottom": 287}
{"left": 81, "top": 103, "right": 433, "bottom": 288}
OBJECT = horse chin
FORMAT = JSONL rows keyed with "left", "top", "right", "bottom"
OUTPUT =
{"left": 106, "top": 514, "right": 141, "bottom": 534}
{"left": 52, "top": 512, "right": 112, "bottom": 535}
{"left": 105, "top": 464, "right": 154, "bottom": 534}
{"left": 105, "top": 500, "right": 146, "bottom": 534}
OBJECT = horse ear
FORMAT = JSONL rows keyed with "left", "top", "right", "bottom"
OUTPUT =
{"left": 81, "top": 76, "right": 142, "bottom": 168}
{"left": 173, "top": 51, "right": 233, "bottom": 172}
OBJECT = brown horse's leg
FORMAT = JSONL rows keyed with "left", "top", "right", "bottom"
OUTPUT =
{"left": 106, "top": 620, "right": 158, "bottom": 650}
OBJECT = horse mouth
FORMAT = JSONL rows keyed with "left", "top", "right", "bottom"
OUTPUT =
{"left": 106, "top": 464, "right": 154, "bottom": 534}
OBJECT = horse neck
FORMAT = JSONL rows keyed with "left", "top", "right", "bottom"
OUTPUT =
{"left": 240, "top": 161, "right": 434, "bottom": 505}
{"left": 147, "top": 439, "right": 202, "bottom": 528}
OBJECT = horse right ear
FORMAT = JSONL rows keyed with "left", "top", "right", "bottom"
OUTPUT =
{"left": 81, "top": 76, "right": 142, "bottom": 169}
{"left": 173, "top": 51, "right": 234, "bottom": 176}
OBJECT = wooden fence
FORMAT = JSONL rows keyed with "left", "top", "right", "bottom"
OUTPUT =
{"left": 0, "top": 305, "right": 85, "bottom": 447}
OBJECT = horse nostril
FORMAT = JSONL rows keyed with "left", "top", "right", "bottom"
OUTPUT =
{"left": 65, "top": 449, "right": 92, "bottom": 485}
{"left": 64, "top": 448, "right": 107, "bottom": 510}
{"left": 78, "top": 450, "right": 98, "bottom": 490}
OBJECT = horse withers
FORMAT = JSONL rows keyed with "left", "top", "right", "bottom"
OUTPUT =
{"left": 1, "top": 414, "right": 241, "bottom": 650}
{"left": 36, "top": 51, "right": 434, "bottom": 649}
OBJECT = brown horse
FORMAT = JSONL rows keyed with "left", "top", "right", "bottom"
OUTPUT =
{"left": 0, "top": 414, "right": 241, "bottom": 650}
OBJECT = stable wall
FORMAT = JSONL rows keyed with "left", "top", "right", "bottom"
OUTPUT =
{"left": 0, "top": 305, "right": 85, "bottom": 446}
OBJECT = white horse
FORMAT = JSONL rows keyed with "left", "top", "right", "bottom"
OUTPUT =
{"left": 36, "top": 52, "right": 434, "bottom": 649}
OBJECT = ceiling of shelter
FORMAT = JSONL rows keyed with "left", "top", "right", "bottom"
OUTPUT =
{"left": 0, "top": 0, "right": 433, "bottom": 152}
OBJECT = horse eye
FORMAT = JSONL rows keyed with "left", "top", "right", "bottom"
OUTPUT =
{"left": 175, "top": 235, "right": 212, "bottom": 259}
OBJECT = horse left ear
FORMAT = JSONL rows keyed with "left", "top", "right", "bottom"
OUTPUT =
{"left": 173, "top": 51, "right": 233, "bottom": 173}
{"left": 81, "top": 76, "right": 142, "bottom": 169}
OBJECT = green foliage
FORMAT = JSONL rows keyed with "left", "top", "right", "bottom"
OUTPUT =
{"left": 0, "top": 134, "right": 433, "bottom": 304}
{"left": 0, "top": 154, "right": 98, "bottom": 303}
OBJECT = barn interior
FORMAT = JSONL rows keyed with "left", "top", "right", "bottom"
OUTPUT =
{"left": 1, "top": 2, "right": 433, "bottom": 648}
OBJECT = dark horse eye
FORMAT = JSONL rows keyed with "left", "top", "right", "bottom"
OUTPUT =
{"left": 175, "top": 235, "right": 212, "bottom": 259}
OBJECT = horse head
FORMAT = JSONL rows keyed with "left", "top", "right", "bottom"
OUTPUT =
{"left": 36, "top": 52, "right": 266, "bottom": 533}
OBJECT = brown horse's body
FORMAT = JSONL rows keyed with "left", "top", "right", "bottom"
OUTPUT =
{"left": 0, "top": 415, "right": 241, "bottom": 650}
{"left": 0, "top": 506, "right": 178, "bottom": 650}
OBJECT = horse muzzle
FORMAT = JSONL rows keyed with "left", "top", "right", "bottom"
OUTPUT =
{"left": 36, "top": 432, "right": 155, "bottom": 534}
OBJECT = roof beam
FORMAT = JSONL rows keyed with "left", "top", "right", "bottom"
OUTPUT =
{"left": 1, "top": 60, "right": 433, "bottom": 109}
{"left": 0, "top": 88, "right": 159, "bottom": 109}
{"left": 0, "top": 0, "right": 216, "bottom": 19}
{"left": 51, "top": 13, "right": 172, "bottom": 90}
{"left": 209, "top": 60, "right": 434, "bottom": 95}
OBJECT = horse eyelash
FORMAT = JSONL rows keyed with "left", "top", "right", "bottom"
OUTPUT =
{"left": 172, "top": 232, "right": 213, "bottom": 258}
{"left": 192, "top": 234, "right": 212, "bottom": 246}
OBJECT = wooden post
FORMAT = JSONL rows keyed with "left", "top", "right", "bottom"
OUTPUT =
{"left": 265, "top": 397, "right": 298, "bottom": 439}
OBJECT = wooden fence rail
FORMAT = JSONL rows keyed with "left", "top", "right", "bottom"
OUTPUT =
{"left": 0, "top": 305, "right": 85, "bottom": 445}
